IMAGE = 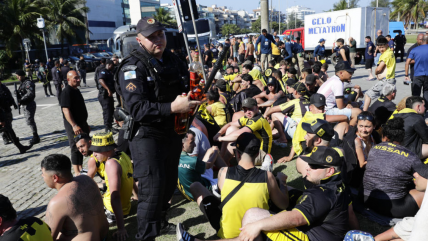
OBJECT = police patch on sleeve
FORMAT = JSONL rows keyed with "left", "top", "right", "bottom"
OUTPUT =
{"left": 124, "top": 71, "right": 137, "bottom": 80}
{"left": 126, "top": 82, "right": 137, "bottom": 92}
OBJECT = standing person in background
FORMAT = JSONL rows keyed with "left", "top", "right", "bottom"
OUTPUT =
{"left": 51, "top": 61, "right": 63, "bottom": 103}
{"left": 204, "top": 44, "right": 213, "bottom": 68}
{"left": 77, "top": 55, "right": 88, "bottom": 87}
{"left": 394, "top": 30, "right": 407, "bottom": 62}
{"left": 94, "top": 58, "right": 106, "bottom": 90}
{"left": 365, "top": 36, "right": 376, "bottom": 80}
{"left": 245, "top": 40, "right": 255, "bottom": 64}
{"left": 97, "top": 60, "right": 116, "bottom": 133}
{"left": 386, "top": 35, "right": 395, "bottom": 53}
{"left": 61, "top": 71, "right": 90, "bottom": 176}
{"left": 314, "top": 38, "right": 326, "bottom": 62}
{"left": 232, "top": 37, "right": 239, "bottom": 63}
{"left": 294, "top": 37, "right": 305, "bottom": 75}
{"left": 405, "top": 33, "right": 425, "bottom": 85}
{"left": 238, "top": 38, "right": 245, "bottom": 64}
{"left": 255, "top": 29, "right": 276, "bottom": 71}
{"left": 271, "top": 36, "right": 281, "bottom": 64}
{"left": 24, "top": 59, "right": 33, "bottom": 81}
{"left": 39, "top": 62, "right": 54, "bottom": 98}
{"left": 336, "top": 38, "right": 350, "bottom": 66}
{"left": 60, "top": 60, "right": 70, "bottom": 87}
{"left": 349, "top": 37, "right": 357, "bottom": 67}
{"left": 374, "top": 29, "right": 384, "bottom": 65}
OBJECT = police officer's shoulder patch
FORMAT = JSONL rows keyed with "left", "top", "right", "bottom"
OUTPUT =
{"left": 126, "top": 82, "right": 137, "bottom": 92}
{"left": 124, "top": 71, "right": 137, "bottom": 80}
{"left": 121, "top": 65, "right": 137, "bottom": 72}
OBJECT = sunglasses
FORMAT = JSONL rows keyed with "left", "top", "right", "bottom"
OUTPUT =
{"left": 309, "top": 164, "right": 330, "bottom": 169}
{"left": 357, "top": 115, "right": 374, "bottom": 122}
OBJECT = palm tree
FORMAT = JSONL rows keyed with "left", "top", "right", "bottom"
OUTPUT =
{"left": 332, "top": 0, "right": 359, "bottom": 11}
{"left": 0, "top": 0, "right": 44, "bottom": 62}
{"left": 40, "top": 0, "right": 89, "bottom": 55}
{"left": 153, "top": 8, "right": 175, "bottom": 27}
{"left": 391, "top": 0, "right": 427, "bottom": 29}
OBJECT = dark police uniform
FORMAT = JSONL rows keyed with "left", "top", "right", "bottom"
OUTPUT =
{"left": 394, "top": 33, "right": 406, "bottom": 61}
{"left": 94, "top": 63, "right": 105, "bottom": 90}
{"left": 77, "top": 59, "right": 87, "bottom": 86}
{"left": 17, "top": 71, "right": 39, "bottom": 144}
{"left": 116, "top": 17, "right": 189, "bottom": 240}
{"left": 51, "top": 65, "right": 63, "bottom": 103}
{"left": 98, "top": 67, "right": 115, "bottom": 131}
{"left": 60, "top": 64, "right": 70, "bottom": 86}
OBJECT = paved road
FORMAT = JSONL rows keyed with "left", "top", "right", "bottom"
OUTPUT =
{"left": 0, "top": 44, "right": 416, "bottom": 220}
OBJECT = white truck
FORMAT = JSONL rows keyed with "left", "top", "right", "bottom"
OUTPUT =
{"left": 286, "top": 7, "right": 390, "bottom": 64}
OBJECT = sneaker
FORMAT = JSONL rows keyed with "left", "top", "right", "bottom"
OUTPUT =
{"left": 176, "top": 223, "right": 195, "bottom": 241}
{"left": 261, "top": 154, "right": 274, "bottom": 172}
{"left": 50, "top": 94, "right": 56, "bottom": 97}
{"left": 45, "top": 95, "right": 50, "bottom": 97}
{"left": 105, "top": 209, "right": 116, "bottom": 225}
{"left": 212, "top": 184, "right": 221, "bottom": 198}
{"left": 160, "top": 222, "right": 176, "bottom": 235}
{"left": 344, "top": 230, "right": 374, "bottom": 241}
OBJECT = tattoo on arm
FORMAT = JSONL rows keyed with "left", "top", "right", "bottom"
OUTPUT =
{"left": 218, "top": 167, "right": 225, "bottom": 179}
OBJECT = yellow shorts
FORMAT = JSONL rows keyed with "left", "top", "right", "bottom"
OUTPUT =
{"left": 263, "top": 228, "right": 309, "bottom": 241}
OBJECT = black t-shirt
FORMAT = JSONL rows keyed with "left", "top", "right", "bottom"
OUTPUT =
{"left": 368, "top": 95, "right": 396, "bottom": 128}
{"left": 211, "top": 47, "right": 219, "bottom": 59}
{"left": 60, "top": 66, "right": 70, "bottom": 80}
{"left": 244, "top": 84, "right": 262, "bottom": 98}
{"left": 294, "top": 175, "right": 350, "bottom": 241}
{"left": 204, "top": 49, "right": 213, "bottom": 67}
{"left": 60, "top": 85, "right": 88, "bottom": 125}
{"left": 0, "top": 217, "right": 53, "bottom": 241}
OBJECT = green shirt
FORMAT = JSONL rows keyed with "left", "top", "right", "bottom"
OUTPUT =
{"left": 349, "top": 40, "right": 357, "bottom": 53}
{"left": 178, "top": 151, "right": 212, "bottom": 200}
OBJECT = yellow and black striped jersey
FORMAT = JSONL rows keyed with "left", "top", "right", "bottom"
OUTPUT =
{"left": 238, "top": 113, "right": 272, "bottom": 153}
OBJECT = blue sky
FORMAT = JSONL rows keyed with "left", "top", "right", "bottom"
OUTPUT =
{"left": 178, "top": 0, "right": 374, "bottom": 14}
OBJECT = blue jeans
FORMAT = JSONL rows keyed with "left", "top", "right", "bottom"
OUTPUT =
{"left": 374, "top": 53, "right": 381, "bottom": 66}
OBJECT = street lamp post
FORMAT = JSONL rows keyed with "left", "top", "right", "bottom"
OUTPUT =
{"left": 37, "top": 16, "right": 49, "bottom": 62}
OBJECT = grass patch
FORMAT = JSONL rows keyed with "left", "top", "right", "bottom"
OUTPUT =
{"left": 406, "top": 34, "right": 417, "bottom": 44}
{"left": 107, "top": 144, "right": 389, "bottom": 241}
{"left": 54, "top": 136, "right": 68, "bottom": 142}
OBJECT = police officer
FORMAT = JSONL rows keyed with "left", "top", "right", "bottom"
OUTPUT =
{"left": 15, "top": 70, "right": 40, "bottom": 144}
{"left": 61, "top": 60, "right": 70, "bottom": 87}
{"left": 112, "top": 56, "right": 122, "bottom": 108}
{"left": 0, "top": 82, "right": 32, "bottom": 153}
{"left": 117, "top": 17, "right": 199, "bottom": 241}
{"left": 77, "top": 55, "right": 88, "bottom": 87}
{"left": 98, "top": 60, "right": 116, "bottom": 133}
{"left": 94, "top": 58, "right": 106, "bottom": 90}
{"left": 394, "top": 30, "right": 407, "bottom": 62}
{"left": 51, "top": 61, "right": 63, "bottom": 103}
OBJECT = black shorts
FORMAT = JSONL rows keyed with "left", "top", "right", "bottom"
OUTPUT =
{"left": 199, "top": 195, "right": 222, "bottom": 231}
{"left": 246, "top": 55, "right": 255, "bottom": 63}
{"left": 364, "top": 194, "right": 419, "bottom": 218}
{"left": 365, "top": 58, "right": 374, "bottom": 69}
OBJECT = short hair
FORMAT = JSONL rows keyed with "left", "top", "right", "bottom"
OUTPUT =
{"left": 226, "top": 66, "right": 233, "bottom": 70}
{"left": 0, "top": 195, "right": 17, "bottom": 223}
{"left": 262, "top": 29, "right": 267, "bottom": 33}
{"left": 279, "top": 60, "right": 287, "bottom": 66}
{"left": 228, "top": 57, "right": 234, "bottom": 61}
{"left": 382, "top": 84, "right": 396, "bottom": 96}
{"left": 207, "top": 90, "right": 220, "bottom": 102}
{"left": 241, "top": 74, "right": 253, "bottom": 83}
{"left": 243, "top": 64, "right": 253, "bottom": 71}
{"left": 55, "top": 60, "right": 59, "bottom": 65}
{"left": 63, "top": 60, "right": 68, "bottom": 65}
{"left": 302, "top": 68, "right": 312, "bottom": 74}
{"left": 100, "top": 58, "right": 106, "bottom": 64}
{"left": 269, "top": 60, "right": 276, "bottom": 67}
{"left": 382, "top": 118, "right": 405, "bottom": 143}
{"left": 406, "top": 96, "right": 424, "bottom": 109}
{"left": 41, "top": 154, "right": 72, "bottom": 177}
{"left": 272, "top": 69, "right": 282, "bottom": 80}
{"left": 386, "top": 35, "right": 391, "bottom": 39}
{"left": 312, "top": 64, "right": 321, "bottom": 74}
{"left": 336, "top": 38, "right": 344, "bottom": 44}
{"left": 185, "top": 129, "right": 196, "bottom": 139}
{"left": 376, "top": 37, "right": 388, "bottom": 46}
{"left": 365, "top": 36, "right": 371, "bottom": 40}
{"left": 278, "top": 41, "right": 284, "bottom": 46}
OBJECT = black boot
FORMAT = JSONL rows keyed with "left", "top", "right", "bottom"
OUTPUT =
{"left": 14, "top": 138, "right": 32, "bottom": 154}
{"left": 3, "top": 135, "right": 12, "bottom": 145}
{"left": 30, "top": 132, "right": 40, "bottom": 145}
{"left": 159, "top": 211, "right": 176, "bottom": 235}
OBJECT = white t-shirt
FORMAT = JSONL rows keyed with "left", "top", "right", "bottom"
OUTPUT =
{"left": 317, "top": 75, "right": 344, "bottom": 110}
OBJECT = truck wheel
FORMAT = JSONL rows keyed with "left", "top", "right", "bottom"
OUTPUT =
{"left": 331, "top": 56, "right": 338, "bottom": 66}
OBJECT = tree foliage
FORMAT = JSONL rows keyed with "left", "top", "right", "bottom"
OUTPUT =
{"left": 370, "top": 0, "right": 390, "bottom": 8}
{"left": 221, "top": 24, "right": 241, "bottom": 36}
{"left": 332, "top": 0, "right": 359, "bottom": 11}
{"left": 391, "top": 0, "right": 428, "bottom": 29}
{"left": 286, "top": 13, "right": 304, "bottom": 30}
{"left": 251, "top": 16, "right": 261, "bottom": 33}
{"left": 153, "top": 7, "right": 176, "bottom": 28}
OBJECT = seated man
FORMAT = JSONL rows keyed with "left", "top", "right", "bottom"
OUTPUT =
{"left": 215, "top": 98, "right": 272, "bottom": 168}
{"left": 368, "top": 83, "right": 396, "bottom": 129}
{"left": 363, "top": 118, "right": 424, "bottom": 218}
{"left": 299, "top": 67, "right": 312, "bottom": 82}
{"left": 375, "top": 162, "right": 428, "bottom": 241}
{"left": 74, "top": 133, "right": 102, "bottom": 179}
{"left": 0, "top": 194, "right": 53, "bottom": 240}
{"left": 178, "top": 130, "right": 227, "bottom": 201}
{"left": 264, "top": 82, "right": 310, "bottom": 144}
{"left": 230, "top": 64, "right": 253, "bottom": 92}
{"left": 223, "top": 66, "right": 237, "bottom": 90}
{"left": 206, "top": 91, "right": 228, "bottom": 128}
{"left": 89, "top": 132, "right": 133, "bottom": 234}
{"left": 317, "top": 62, "right": 361, "bottom": 126}
{"left": 391, "top": 96, "right": 428, "bottom": 160}
{"left": 253, "top": 77, "right": 281, "bottom": 105}
{"left": 178, "top": 146, "right": 350, "bottom": 241}
{"left": 179, "top": 132, "right": 289, "bottom": 239}
{"left": 41, "top": 154, "right": 109, "bottom": 241}
{"left": 304, "top": 74, "right": 319, "bottom": 96}
{"left": 230, "top": 74, "right": 262, "bottom": 111}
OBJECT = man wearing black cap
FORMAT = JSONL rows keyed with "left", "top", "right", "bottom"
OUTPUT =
{"left": 317, "top": 61, "right": 362, "bottom": 125}
{"left": 237, "top": 146, "right": 350, "bottom": 241}
{"left": 15, "top": 70, "right": 40, "bottom": 145}
{"left": 0, "top": 194, "right": 53, "bottom": 240}
{"left": 98, "top": 60, "right": 116, "bottom": 133}
{"left": 116, "top": 16, "right": 199, "bottom": 240}
{"left": 304, "top": 74, "right": 318, "bottom": 96}
{"left": 215, "top": 79, "right": 231, "bottom": 106}
{"left": 77, "top": 55, "right": 88, "bottom": 87}
{"left": 177, "top": 132, "right": 289, "bottom": 240}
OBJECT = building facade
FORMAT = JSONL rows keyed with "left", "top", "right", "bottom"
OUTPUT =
{"left": 286, "top": 5, "right": 315, "bottom": 21}
{"left": 85, "top": 0, "right": 124, "bottom": 41}
{"left": 129, "top": 0, "right": 160, "bottom": 25}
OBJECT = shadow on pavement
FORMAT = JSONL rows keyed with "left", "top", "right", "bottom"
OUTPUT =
{"left": 17, "top": 205, "right": 47, "bottom": 219}
{"left": 0, "top": 153, "right": 40, "bottom": 167}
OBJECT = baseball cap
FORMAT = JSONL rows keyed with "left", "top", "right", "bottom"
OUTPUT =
{"left": 292, "top": 82, "right": 307, "bottom": 94}
{"left": 286, "top": 78, "right": 298, "bottom": 86}
{"left": 414, "top": 163, "right": 428, "bottom": 179}
{"left": 300, "top": 146, "right": 343, "bottom": 168}
{"left": 302, "top": 119, "right": 334, "bottom": 141}
{"left": 305, "top": 74, "right": 318, "bottom": 85}
{"left": 335, "top": 61, "right": 356, "bottom": 74}
{"left": 267, "top": 77, "right": 277, "bottom": 86}
{"left": 89, "top": 132, "right": 118, "bottom": 152}
{"left": 231, "top": 132, "right": 261, "bottom": 156}
{"left": 319, "top": 38, "right": 326, "bottom": 43}
{"left": 15, "top": 70, "right": 26, "bottom": 76}
{"left": 242, "top": 98, "right": 258, "bottom": 109}
{"left": 310, "top": 93, "right": 326, "bottom": 107}
{"left": 136, "top": 17, "right": 166, "bottom": 37}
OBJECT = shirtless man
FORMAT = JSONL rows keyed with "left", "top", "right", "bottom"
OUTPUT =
{"left": 41, "top": 154, "right": 109, "bottom": 241}
{"left": 245, "top": 40, "right": 255, "bottom": 64}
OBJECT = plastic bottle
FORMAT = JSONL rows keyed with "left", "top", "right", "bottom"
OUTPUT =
{"left": 189, "top": 53, "right": 203, "bottom": 95}
{"left": 174, "top": 93, "right": 189, "bottom": 135}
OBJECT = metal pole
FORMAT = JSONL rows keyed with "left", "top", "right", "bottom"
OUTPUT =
{"left": 376, "top": 0, "right": 378, "bottom": 7}
{"left": 295, "top": 11, "right": 296, "bottom": 29}
{"left": 187, "top": 0, "right": 207, "bottom": 81}
{"left": 175, "top": 0, "right": 192, "bottom": 63}
{"left": 42, "top": 29, "right": 49, "bottom": 62}
{"left": 278, "top": 0, "right": 280, "bottom": 33}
